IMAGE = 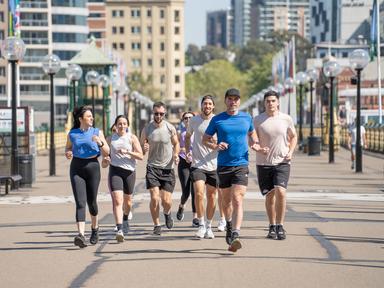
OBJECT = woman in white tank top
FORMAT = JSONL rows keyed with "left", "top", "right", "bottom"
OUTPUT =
{"left": 102, "top": 115, "right": 143, "bottom": 242}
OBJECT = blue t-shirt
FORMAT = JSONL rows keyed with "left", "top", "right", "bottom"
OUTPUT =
{"left": 205, "top": 111, "right": 254, "bottom": 166}
{"left": 69, "top": 127, "right": 100, "bottom": 159}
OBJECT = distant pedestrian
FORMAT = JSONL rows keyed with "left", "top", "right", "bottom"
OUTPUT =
{"left": 102, "top": 115, "right": 143, "bottom": 243}
{"left": 140, "top": 102, "right": 180, "bottom": 236}
{"left": 176, "top": 112, "right": 197, "bottom": 223}
{"left": 65, "top": 106, "right": 110, "bottom": 248}
{"left": 203, "top": 89, "right": 259, "bottom": 252}
{"left": 253, "top": 90, "right": 297, "bottom": 241}
{"left": 348, "top": 120, "right": 368, "bottom": 170}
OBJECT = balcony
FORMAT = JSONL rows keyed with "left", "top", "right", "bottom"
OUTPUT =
{"left": 20, "top": 19, "right": 49, "bottom": 27}
{"left": 20, "top": 1, "right": 48, "bottom": 9}
{"left": 23, "top": 38, "right": 49, "bottom": 45}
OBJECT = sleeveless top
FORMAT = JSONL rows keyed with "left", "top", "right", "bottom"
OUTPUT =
{"left": 110, "top": 132, "right": 136, "bottom": 171}
{"left": 69, "top": 127, "right": 100, "bottom": 159}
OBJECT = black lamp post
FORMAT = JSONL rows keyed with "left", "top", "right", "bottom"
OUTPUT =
{"left": 86, "top": 70, "right": 100, "bottom": 124}
{"left": 295, "top": 71, "right": 308, "bottom": 150}
{"left": 42, "top": 54, "right": 61, "bottom": 176}
{"left": 65, "top": 64, "right": 83, "bottom": 111}
{"left": 1, "top": 37, "right": 26, "bottom": 176}
{"left": 323, "top": 60, "right": 342, "bottom": 163}
{"left": 284, "top": 77, "right": 294, "bottom": 116}
{"left": 98, "top": 74, "right": 110, "bottom": 133}
{"left": 349, "top": 49, "right": 370, "bottom": 173}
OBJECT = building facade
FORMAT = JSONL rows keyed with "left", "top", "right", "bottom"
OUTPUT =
{"left": 231, "top": 0, "right": 252, "bottom": 46}
{"left": 206, "top": 10, "right": 231, "bottom": 49}
{"left": 87, "top": 0, "right": 107, "bottom": 48}
{"left": 105, "top": 0, "right": 185, "bottom": 114}
{"left": 0, "top": 0, "right": 8, "bottom": 102}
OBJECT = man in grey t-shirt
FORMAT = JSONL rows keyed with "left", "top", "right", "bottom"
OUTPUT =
{"left": 253, "top": 90, "right": 297, "bottom": 241}
{"left": 140, "top": 102, "right": 180, "bottom": 236}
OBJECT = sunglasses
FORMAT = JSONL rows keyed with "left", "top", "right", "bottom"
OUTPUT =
{"left": 154, "top": 112, "right": 165, "bottom": 116}
{"left": 183, "top": 117, "right": 192, "bottom": 120}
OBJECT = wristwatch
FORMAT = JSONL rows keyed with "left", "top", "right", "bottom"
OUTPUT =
{"left": 98, "top": 141, "right": 104, "bottom": 148}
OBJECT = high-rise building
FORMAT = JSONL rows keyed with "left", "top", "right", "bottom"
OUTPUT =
{"left": 0, "top": 1, "right": 7, "bottom": 102}
{"left": 87, "top": 0, "right": 107, "bottom": 48}
{"left": 18, "top": 0, "right": 89, "bottom": 126}
{"left": 206, "top": 10, "right": 231, "bottom": 48}
{"left": 231, "top": 0, "right": 252, "bottom": 46}
{"left": 105, "top": 0, "right": 185, "bottom": 114}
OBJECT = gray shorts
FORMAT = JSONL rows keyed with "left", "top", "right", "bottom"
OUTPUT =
{"left": 257, "top": 163, "right": 290, "bottom": 196}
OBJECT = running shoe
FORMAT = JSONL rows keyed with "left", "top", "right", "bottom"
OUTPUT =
{"left": 267, "top": 224, "right": 277, "bottom": 239}
{"left": 116, "top": 230, "right": 124, "bottom": 243}
{"left": 225, "top": 221, "right": 232, "bottom": 245}
{"left": 176, "top": 206, "right": 184, "bottom": 221}
{"left": 276, "top": 224, "right": 286, "bottom": 240}
{"left": 164, "top": 213, "right": 174, "bottom": 229}
{"left": 192, "top": 218, "right": 199, "bottom": 227}
{"left": 228, "top": 232, "right": 242, "bottom": 252}
{"left": 217, "top": 219, "right": 226, "bottom": 232}
{"left": 128, "top": 211, "right": 133, "bottom": 220}
{"left": 122, "top": 220, "right": 130, "bottom": 234}
{"left": 195, "top": 225, "right": 206, "bottom": 239}
{"left": 153, "top": 225, "right": 162, "bottom": 236}
{"left": 113, "top": 225, "right": 118, "bottom": 232}
{"left": 74, "top": 234, "right": 87, "bottom": 248}
{"left": 205, "top": 227, "right": 215, "bottom": 239}
{"left": 89, "top": 227, "right": 99, "bottom": 245}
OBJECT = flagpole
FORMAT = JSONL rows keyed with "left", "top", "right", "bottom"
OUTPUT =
{"left": 377, "top": 0, "right": 382, "bottom": 124}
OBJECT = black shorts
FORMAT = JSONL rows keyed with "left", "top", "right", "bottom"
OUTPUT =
{"left": 257, "top": 163, "right": 290, "bottom": 196}
{"left": 190, "top": 167, "right": 218, "bottom": 188}
{"left": 146, "top": 165, "right": 176, "bottom": 192}
{"left": 108, "top": 165, "right": 136, "bottom": 195}
{"left": 217, "top": 165, "right": 249, "bottom": 189}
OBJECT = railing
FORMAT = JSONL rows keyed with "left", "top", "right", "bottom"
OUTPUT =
{"left": 20, "top": 1, "right": 48, "bottom": 9}
{"left": 20, "top": 20, "right": 48, "bottom": 27}
{"left": 35, "top": 130, "right": 67, "bottom": 152}
{"left": 340, "top": 124, "right": 384, "bottom": 154}
{"left": 23, "top": 56, "right": 46, "bottom": 63}
{"left": 23, "top": 38, "right": 49, "bottom": 45}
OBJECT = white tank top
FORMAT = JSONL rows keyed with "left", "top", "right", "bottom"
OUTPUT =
{"left": 110, "top": 132, "right": 136, "bottom": 171}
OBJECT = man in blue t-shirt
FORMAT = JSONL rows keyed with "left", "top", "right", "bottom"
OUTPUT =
{"left": 203, "top": 88, "right": 259, "bottom": 252}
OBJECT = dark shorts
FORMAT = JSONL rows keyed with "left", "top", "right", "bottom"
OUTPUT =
{"left": 108, "top": 165, "right": 136, "bottom": 195}
{"left": 217, "top": 165, "right": 249, "bottom": 189}
{"left": 146, "top": 165, "right": 176, "bottom": 193}
{"left": 190, "top": 167, "right": 218, "bottom": 188}
{"left": 257, "top": 163, "right": 291, "bottom": 196}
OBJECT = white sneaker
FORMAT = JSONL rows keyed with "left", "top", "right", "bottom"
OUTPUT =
{"left": 123, "top": 220, "right": 129, "bottom": 234}
{"left": 217, "top": 219, "right": 226, "bottom": 232}
{"left": 116, "top": 230, "right": 124, "bottom": 243}
{"left": 113, "top": 225, "right": 118, "bottom": 232}
{"left": 195, "top": 225, "right": 206, "bottom": 239}
{"left": 128, "top": 211, "right": 133, "bottom": 220}
{"left": 205, "top": 227, "right": 215, "bottom": 239}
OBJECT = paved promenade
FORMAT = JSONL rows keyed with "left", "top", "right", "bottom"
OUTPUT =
{"left": 0, "top": 147, "right": 383, "bottom": 287}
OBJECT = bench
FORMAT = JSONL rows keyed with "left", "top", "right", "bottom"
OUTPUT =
{"left": 0, "top": 175, "right": 22, "bottom": 195}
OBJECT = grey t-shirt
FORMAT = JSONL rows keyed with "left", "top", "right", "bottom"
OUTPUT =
{"left": 145, "top": 120, "right": 176, "bottom": 169}
{"left": 187, "top": 114, "right": 217, "bottom": 171}
{"left": 253, "top": 112, "right": 295, "bottom": 166}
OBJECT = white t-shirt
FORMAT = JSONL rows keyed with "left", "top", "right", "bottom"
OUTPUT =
{"left": 187, "top": 114, "right": 217, "bottom": 171}
{"left": 349, "top": 125, "right": 366, "bottom": 146}
{"left": 254, "top": 112, "right": 296, "bottom": 166}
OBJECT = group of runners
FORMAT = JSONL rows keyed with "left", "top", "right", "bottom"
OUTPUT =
{"left": 65, "top": 88, "right": 297, "bottom": 252}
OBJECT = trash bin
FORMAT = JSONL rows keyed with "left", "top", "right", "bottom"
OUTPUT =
{"left": 17, "top": 154, "right": 35, "bottom": 187}
{"left": 308, "top": 136, "right": 321, "bottom": 156}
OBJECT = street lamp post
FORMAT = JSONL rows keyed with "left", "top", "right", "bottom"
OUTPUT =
{"left": 85, "top": 70, "right": 100, "bottom": 124}
{"left": 65, "top": 64, "right": 83, "bottom": 110}
{"left": 306, "top": 68, "right": 320, "bottom": 155}
{"left": 349, "top": 49, "right": 370, "bottom": 173}
{"left": 323, "top": 61, "right": 342, "bottom": 163}
{"left": 98, "top": 74, "right": 110, "bottom": 133}
{"left": 295, "top": 71, "right": 308, "bottom": 150}
{"left": 1, "top": 37, "right": 26, "bottom": 176}
{"left": 42, "top": 54, "right": 61, "bottom": 176}
{"left": 284, "top": 77, "right": 294, "bottom": 115}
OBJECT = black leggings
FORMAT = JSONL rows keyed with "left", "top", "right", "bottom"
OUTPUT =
{"left": 178, "top": 156, "right": 196, "bottom": 213}
{"left": 70, "top": 157, "right": 100, "bottom": 222}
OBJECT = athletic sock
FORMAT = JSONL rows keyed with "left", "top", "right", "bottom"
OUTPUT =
{"left": 123, "top": 214, "right": 128, "bottom": 221}
{"left": 116, "top": 224, "right": 122, "bottom": 231}
{"left": 206, "top": 219, "right": 212, "bottom": 228}
{"left": 198, "top": 217, "right": 205, "bottom": 226}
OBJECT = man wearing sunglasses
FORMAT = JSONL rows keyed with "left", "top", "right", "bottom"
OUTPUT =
{"left": 140, "top": 102, "right": 180, "bottom": 236}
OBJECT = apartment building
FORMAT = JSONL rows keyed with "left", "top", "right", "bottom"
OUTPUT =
{"left": 206, "top": 10, "right": 231, "bottom": 49}
{"left": 105, "top": 0, "right": 185, "bottom": 113}
{"left": 0, "top": 0, "right": 7, "bottom": 102}
{"left": 87, "top": 0, "right": 107, "bottom": 48}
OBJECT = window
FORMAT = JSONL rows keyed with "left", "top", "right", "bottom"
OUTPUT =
{"left": 112, "top": 43, "right": 117, "bottom": 49}
{"left": 112, "top": 10, "right": 117, "bottom": 17}
{"left": 0, "top": 85, "right": 6, "bottom": 95}
{"left": 147, "top": 42, "right": 152, "bottom": 50}
{"left": 0, "top": 12, "right": 4, "bottom": 22}
{"left": 147, "top": 9, "right": 152, "bottom": 17}
{"left": 147, "top": 26, "right": 152, "bottom": 34}
{"left": 119, "top": 27, "right": 124, "bottom": 34}
{"left": 160, "top": 9, "right": 165, "bottom": 18}
{"left": 160, "top": 42, "right": 165, "bottom": 51}
{"left": 174, "top": 43, "right": 180, "bottom": 51}
{"left": 120, "top": 43, "right": 125, "bottom": 50}
{"left": 175, "top": 75, "right": 180, "bottom": 83}
{"left": 0, "top": 67, "right": 5, "bottom": 76}
{"left": 131, "top": 42, "right": 141, "bottom": 50}
{"left": 175, "top": 59, "right": 180, "bottom": 67}
{"left": 120, "top": 10, "right": 124, "bottom": 17}
{"left": 132, "top": 59, "right": 141, "bottom": 68}
{"left": 131, "top": 26, "right": 141, "bottom": 34}
{"left": 148, "top": 59, "right": 152, "bottom": 66}
{"left": 174, "top": 10, "right": 180, "bottom": 22}
{"left": 160, "top": 75, "right": 165, "bottom": 83}
{"left": 342, "top": 52, "right": 348, "bottom": 58}
{"left": 160, "top": 26, "right": 165, "bottom": 34}
{"left": 112, "top": 26, "right": 117, "bottom": 34}
{"left": 175, "top": 26, "right": 180, "bottom": 34}
{"left": 175, "top": 91, "right": 180, "bottom": 98}
{"left": 131, "top": 9, "right": 140, "bottom": 18}
{"left": 160, "top": 59, "right": 165, "bottom": 67}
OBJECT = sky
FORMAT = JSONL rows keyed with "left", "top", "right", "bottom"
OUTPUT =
{"left": 184, "top": 0, "right": 230, "bottom": 48}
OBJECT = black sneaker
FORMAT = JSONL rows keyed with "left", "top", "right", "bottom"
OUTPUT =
{"left": 192, "top": 218, "right": 199, "bottom": 227}
{"left": 164, "top": 213, "right": 174, "bottom": 229}
{"left": 176, "top": 206, "right": 184, "bottom": 221}
{"left": 276, "top": 224, "right": 286, "bottom": 240}
{"left": 153, "top": 225, "right": 162, "bottom": 236}
{"left": 228, "top": 232, "right": 242, "bottom": 252}
{"left": 267, "top": 224, "right": 277, "bottom": 239}
{"left": 74, "top": 234, "right": 87, "bottom": 248}
{"left": 225, "top": 221, "right": 232, "bottom": 245}
{"left": 89, "top": 227, "right": 99, "bottom": 245}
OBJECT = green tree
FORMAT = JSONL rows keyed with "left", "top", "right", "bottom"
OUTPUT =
{"left": 126, "top": 72, "right": 158, "bottom": 100}
{"left": 247, "top": 54, "right": 273, "bottom": 95}
{"left": 234, "top": 40, "right": 275, "bottom": 72}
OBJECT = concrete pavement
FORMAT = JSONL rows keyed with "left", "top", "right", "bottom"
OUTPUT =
{"left": 0, "top": 147, "right": 383, "bottom": 287}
